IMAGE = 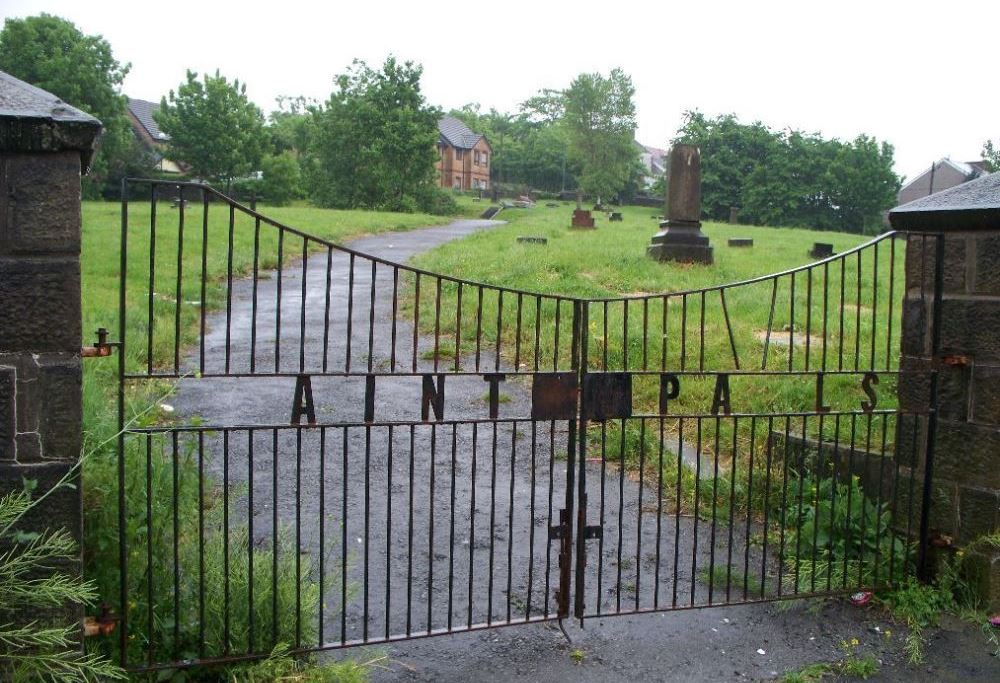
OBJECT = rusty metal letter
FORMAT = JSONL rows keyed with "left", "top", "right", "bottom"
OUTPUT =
{"left": 861, "top": 372, "right": 879, "bottom": 413}
{"left": 483, "top": 373, "right": 506, "bottom": 419}
{"left": 291, "top": 374, "right": 316, "bottom": 425}
{"left": 422, "top": 374, "right": 445, "bottom": 422}
{"left": 711, "top": 373, "right": 732, "bottom": 416}
{"left": 659, "top": 373, "right": 680, "bottom": 413}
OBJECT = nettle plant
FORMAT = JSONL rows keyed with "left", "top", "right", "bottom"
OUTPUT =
{"left": 0, "top": 477, "right": 125, "bottom": 682}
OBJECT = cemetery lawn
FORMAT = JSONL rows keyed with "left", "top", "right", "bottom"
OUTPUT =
{"left": 410, "top": 201, "right": 904, "bottom": 520}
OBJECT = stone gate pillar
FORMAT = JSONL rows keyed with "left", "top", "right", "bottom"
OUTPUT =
{"left": 0, "top": 71, "right": 102, "bottom": 622}
{"left": 890, "top": 172, "right": 1000, "bottom": 609}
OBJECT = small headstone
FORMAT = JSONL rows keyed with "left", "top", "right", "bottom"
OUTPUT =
{"left": 593, "top": 203, "right": 605, "bottom": 212}
{"left": 809, "top": 242, "right": 835, "bottom": 258}
{"left": 517, "top": 236, "right": 548, "bottom": 244}
{"left": 728, "top": 237, "right": 753, "bottom": 247}
{"left": 546, "top": 202, "right": 559, "bottom": 208}
{"left": 571, "top": 209, "right": 595, "bottom": 229}
{"left": 729, "top": 206, "right": 740, "bottom": 224}
{"left": 609, "top": 212, "right": 623, "bottom": 222}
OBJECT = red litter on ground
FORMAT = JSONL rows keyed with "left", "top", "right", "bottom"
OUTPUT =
{"left": 850, "top": 591, "right": 873, "bottom": 606}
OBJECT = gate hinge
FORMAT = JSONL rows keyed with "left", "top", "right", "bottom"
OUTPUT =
{"left": 82, "top": 327, "right": 120, "bottom": 358}
{"left": 583, "top": 525, "right": 603, "bottom": 540}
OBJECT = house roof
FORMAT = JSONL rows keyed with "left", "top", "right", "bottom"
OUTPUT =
{"left": 127, "top": 97, "right": 169, "bottom": 142}
{"left": 899, "top": 157, "right": 989, "bottom": 193}
{"left": 438, "top": 115, "right": 485, "bottom": 150}
{"left": 890, "top": 170, "right": 1000, "bottom": 232}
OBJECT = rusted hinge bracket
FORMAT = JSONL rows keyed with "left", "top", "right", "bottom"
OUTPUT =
{"left": 82, "top": 327, "right": 120, "bottom": 358}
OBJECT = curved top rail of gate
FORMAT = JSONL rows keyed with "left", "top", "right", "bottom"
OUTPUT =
{"left": 120, "top": 179, "right": 907, "bottom": 380}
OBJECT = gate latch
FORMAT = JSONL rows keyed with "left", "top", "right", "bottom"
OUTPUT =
{"left": 82, "top": 327, "right": 119, "bottom": 358}
{"left": 583, "top": 525, "right": 603, "bottom": 540}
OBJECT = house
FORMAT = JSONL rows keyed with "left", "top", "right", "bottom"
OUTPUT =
{"left": 897, "top": 158, "right": 990, "bottom": 205}
{"left": 637, "top": 142, "right": 667, "bottom": 189}
{"left": 125, "top": 97, "right": 183, "bottom": 174}
{"left": 436, "top": 116, "right": 491, "bottom": 190}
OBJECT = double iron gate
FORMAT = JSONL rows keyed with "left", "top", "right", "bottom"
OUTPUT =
{"left": 108, "top": 180, "right": 941, "bottom": 671}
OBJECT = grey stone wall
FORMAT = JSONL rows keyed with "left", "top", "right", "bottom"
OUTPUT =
{"left": 898, "top": 227, "right": 1000, "bottom": 608}
{"left": 0, "top": 70, "right": 101, "bottom": 630}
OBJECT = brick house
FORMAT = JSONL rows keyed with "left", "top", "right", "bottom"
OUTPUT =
{"left": 126, "top": 97, "right": 184, "bottom": 174}
{"left": 897, "top": 158, "right": 989, "bottom": 205}
{"left": 436, "top": 116, "right": 491, "bottom": 190}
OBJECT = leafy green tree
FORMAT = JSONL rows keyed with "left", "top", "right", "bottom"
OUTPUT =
{"left": 982, "top": 139, "right": 999, "bottom": 172}
{"left": 268, "top": 95, "right": 313, "bottom": 157}
{"left": 0, "top": 13, "right": 139, "bottom": 196}
{"left": 304, "top": 57, "right": 442, "bottom": 212}
{"left": 155, "top": 70, "right": 266, "bottom": 189}
{"left": 676, "top": 111, "right": 900, "bottom": 234}
{"left": 560, "top": 69, "right": 638, "bottom": 206}
{"left": 259, "top": 151, "right": 301, "bottom": 205}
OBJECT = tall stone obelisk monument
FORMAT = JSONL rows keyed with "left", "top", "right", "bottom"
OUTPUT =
{"left": 647, "top": 144, "right": 714, "bottom": 264}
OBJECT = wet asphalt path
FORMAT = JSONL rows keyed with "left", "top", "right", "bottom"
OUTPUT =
{"left": 172, "top": 219, "right": 994, "bottom": 682}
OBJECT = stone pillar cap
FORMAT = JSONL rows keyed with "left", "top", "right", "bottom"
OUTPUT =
{"left": 889, "top": 171, "right": 1000, "bottom": 232}
{"left": 0, "top": 70, "right": 103, "bottom": 171}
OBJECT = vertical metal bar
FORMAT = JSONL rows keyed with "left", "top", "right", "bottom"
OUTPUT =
{"left": 300, "top": 239, "right": 310, "bottom": 373}
{"left": 603, "top": 300, "right": 609, "bottom": 371}
{"left": 367, "top": 260, "right": 377, "bottom": 374}
{"left": 635, "top": 418, "right": 647, "bottom": 610}
{"left": 805, "top": 267, "right": 813, "bottom": 370}
{"left": 147, "top": 185, "right": 157, "bottom": 375}
{"left": 708, "top": 418, "right": 720, "bottom": 604}
{"left": 533, "top": 297, "right": 542, "bottom": 372}
{"left": 871, "top": 241, "right": 879, "bottom": 370}
{"left": 506, "top": 423, "right": 517, "bottom": 622}
{"left": 247, "top": 430, "right": 255, "bottom": 652}
{"left": 345, "top": 253, "right": 354, "bottom": 373}
{"left": 726, "top": 417, "right": 738, "bottom": 602}
{"left": 526, "top": 421, "right": 537, "bottom": 619}
{"left": 680, "top": 295, "right": 688, "bottom": 371}
{"left": 455, "top": 283, "right": 464, "bottom": 372}
{"left": 319, "top": 428, "right": 326, "bottom": 645}
{"left": 742, "top": 415, "right": 756, "bottom": 601}
{"left": 172, "top": 187, "right": 184, "bottom": 374}
{"left": 117, "top": 180, "right": 129, "bottom": 666}
{"left": 822, "top": 262, "right": 829, "bottom": 370}
{"left": 844, "top": 414, "right": 858, "bottom": 588}
{"left": 386, "top": 425, "right": 394, "bottom": 638}
{"left": 571, "top": 300, "right": 586, "bottom": 622}
{"left": 433, "top": 277, "right": 442, "bottom": 373}
{"left": 171, "top": 433, "right": 180, "bottom": 658}
{"left": 198, "top": 432, "right": 205, "bottom": 657}
{"left": 794, "top": 416, "right": 808, "bottom": 593}
{"left": 553, "top": 298, "right": 561, "bottom": 371}
{"left": 475, "top": 286, "right": 483, "bottom": 371}
{"left": 720, "top": 289, "right": 740, "bottom": 369}
{"left": 295, "top": 428, "right": 303, "bottom": 648}
{"left": 412, "top": 274, "right": 421, "bottom": 373}
{"left": 788, "top": 272, "right": 796, "bottom": 372}
{"left": 199, "top": 192, "right": 208, "bottom": 376}
{"left": 838, "top": 256, "right": 846, "bottom": 371}
{"left": 275, "top": 230, "right": 285, "bottom": 373}
{"left": 918, "top": 233, "right": 945, "bottom": 581}
{"left": 760, "top": 416, "right": 775, "bottom": 599}
{"left": 364, "top": 426, "right": 371, "bottom": 641}
{"left": 514, "top": 292, "right": 523, "bottom": 370}
{"left": 672, "top": 417, "right": 684, "bottom": 608}
{"left": 661, "top": 296, "right": 669, "bottom": 370}
{"left": 495, "top": 290, "right": 504, "bottom": 372}
{"left": 250, "top": 218, "right": 261, "bottom": 373}
{"left": 855, "top": 251, "right": 862, "bottom": 371}
{"left": 406, "top": 426, "right": 414, "bottom": 636}
{"left": 468, "top": 423, "right": 478, "bottom": 627}
{"left": 886, "top": 236, "right": 897, "bottom": 370}
{"left": 322, "top": 247, "right": 333, "bottom": 373}
{"left": 762, "top": 278, "right": 778, "bottom": 370}
{"left": 828, "top": 415, "right": 841, "bottom": 592}
{"left": 690, "top": 417, "right": 703, "bottom": 606}
{"left": 145, "top": 434, "right": 154, "bottom": 665}
{"left": 642, "top": 298, "right": 649, "bottom": 370}
{"left": 698, "top": 291, "right": 706, "bottom": 370}
{"left": 776, "top": 416, "right": 792, "bottom": 597}
{"left": 616, "top": 417, "right": 626, "bottom": 612}
{"left": 271, "top": 428, "right": 279, "bottom": 646}
{"left": 448, "top": 424, "right": 457, "bottom": 630}
{"left": 544, "top": 421, "right": 555, "bottom": 617}
{"left": 596, "top": 423, "right": 607, "bottom": 614}
{"left": 342, "top": 427, "right": 350, "bottom": 643}
{"left": 623, "top": 299, "right": 630, "bottom": 371}
{"left": 654, "top": 413, "right": 665, "bottom": 609}
{"left": 427, "top": 424, "right": 437, "bottom": 634}
{"left": 390, "top": 266, "right": 399, "bottom": 372}
{"left": 487, "top": 422, "right": 498, "bottom": 624}
{"left": 223, "top": 430, "right": 231, "bottom": 653}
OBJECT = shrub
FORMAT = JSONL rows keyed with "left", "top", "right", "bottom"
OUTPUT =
{"left": 0, "top": 480, "right": 125, "bottom": 682}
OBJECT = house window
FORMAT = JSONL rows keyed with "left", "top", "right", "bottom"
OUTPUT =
{"left": 482, "top": 152, "right": 489, "bottom": 168}
{"left": 455, "top": 148, "right": 463, "bottom": 160}
{"left": 474, "top": 150, "right": 481, "bottom": 165}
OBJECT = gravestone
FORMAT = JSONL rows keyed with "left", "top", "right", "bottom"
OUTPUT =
{"left": 571, "top": 208, "right": 595, "bottom": 229}
{"left": 609, "top": 212, "right": 623, "bottom": 222}
{"left": 728, "top": 237, "right": 753, "bottom": 247}
{"left": 647, "top": 144, "right": 714, "bottom": 264}
{"left": 517, "top": 236, "right": 548, "bottom": 244}
{"left": 729, "top": 206, "right": 740, "bottom": 224}
{"left": 809, "top": 242, "right": 835, "bottom": 258}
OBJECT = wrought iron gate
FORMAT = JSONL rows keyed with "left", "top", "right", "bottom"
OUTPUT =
{"left": 108, "top": 180, "right": 940, "bottom": 671}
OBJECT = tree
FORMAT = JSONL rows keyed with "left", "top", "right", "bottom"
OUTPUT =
{"left": 560, "top": 69, "right": 638, "bottom": 206}
{"left": 155, "top": 70, "right": 266, "bottom": 188}
{"left": 304, "top": 57, "right": 442, "bottom": 212}
{"left": 0, "top": 13, "right": 138, "bottom": 195}
{"left": 982, "top": 139, "right": 1000, "bottom": 172}
{"left": 260, "top": 151, "right": 301, "bottom": 205}
{"left": 676, "top": 111, "right": 900, "bottom": 234}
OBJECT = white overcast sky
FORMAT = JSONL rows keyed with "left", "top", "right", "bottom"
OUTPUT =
{"left": 2, "top": 0, "right": 995, "bottom": 182}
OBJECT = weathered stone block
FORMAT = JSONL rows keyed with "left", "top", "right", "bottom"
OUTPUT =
{"left": 900, "top": 296, "right": 928, "bottom": 357}
{"left": 894, "top": 414, "right": 926, "bottom": 468}
{"left": 972, "top": 235, "right": 1000, "bottom": 296}
{"left": 0, "top": 365, "right": 14, "bottom": 460}
{"left": 896, "top": 355, "right": 931, "bottom": 413}
{"left": 0, "top": 460, "right": 80, "bottom": 540}
{"left": 0, "top": 256, "right": 80, "bottom": 352}
{"left": 37, "top": 356, "right": 82, "bottom": 461}
{"left": 958, "top": 486, "right": 1000, "bottom": 544}
{"left": 0, "top": 152, "right": 81, "bottom": 255}
{"left": 971, "top": 364, "right": 1000, "bottom": 426}
{"left": 903, "top": 233, "right": 967, "bottom": 295}
{"left": 895, "top": 474, "right": 959, "bottom": 538}
{"left": 939, "top": 297, "right": 1000, "bottom": 360}
{"left": 961, "top": 549, "right": 1000, "bottom": 612}
{"left": 934, "top": 420, "right": 1000, "bottom": 490}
